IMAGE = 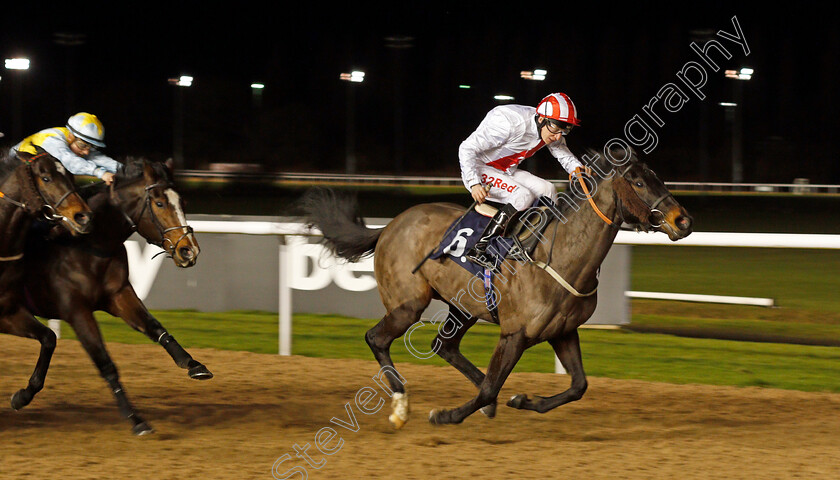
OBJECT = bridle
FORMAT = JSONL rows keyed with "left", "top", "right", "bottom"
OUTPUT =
{"left": 0, "top": 153, "right": 80, "bottom": 222}
{"left": 572, "top": 163, "right": 675, "bottom": 233}
{"left": 110, "top": 178, "right": 194, "bottom": 259}
{"left": 0, "top": 153, "right": 86, "bottom": 262}
{"left": 532, "top": 162, "right": 677, "bottom": 297}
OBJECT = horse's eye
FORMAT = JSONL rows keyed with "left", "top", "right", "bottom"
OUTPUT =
{"left": 155, "top": 201, "right": 164, "bottom": 208}
{"left": 635, "top": 181, "right": 643, "bottom": 188}
{"left": 41, "top": 176, "right": 52, "bottom": 183}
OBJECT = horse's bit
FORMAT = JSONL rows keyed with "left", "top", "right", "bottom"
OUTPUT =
{"left": 111, "top": 180, "right": 194, "bottom": 258}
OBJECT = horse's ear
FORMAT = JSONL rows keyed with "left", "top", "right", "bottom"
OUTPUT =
{"left": 142, "top": 158, "right": 156, "bottom": 181}
{"left": 164, "top": 157, "right": 174, "bottom": 171}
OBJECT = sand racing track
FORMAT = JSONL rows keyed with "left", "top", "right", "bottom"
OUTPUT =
{"left": 1, "top": 335, "right": 839, "bottom": 479}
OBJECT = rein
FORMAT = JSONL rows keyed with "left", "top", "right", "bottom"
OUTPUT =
{"left": 0, "top": 252, "right": 24, "bottom": 262}
{"left": 571, "top": 167, "right": 613, "bottom": 226}
{"left": 2, "top": 153, "right": 80, "bottom": 222}
{"left": 572, "top": 164, "right": 674, "bottom": 232}
{"left": 110, "top": 178, "right": 194, "bottom": 258}
{"left": 535, "top": 162, "right": 669, "bottom": 297}
{"left": 0, "top": 153, "right": 70, "bottom": 261}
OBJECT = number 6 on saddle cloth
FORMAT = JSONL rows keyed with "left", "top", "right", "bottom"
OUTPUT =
{"left": 425, "top": 199, "right": 554, "bottom": 317}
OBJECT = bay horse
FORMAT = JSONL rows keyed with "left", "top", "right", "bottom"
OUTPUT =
{"left": 0, "top": 149, "right": 93, "bottom": 414}
{"left": 21, "top": 157, "right": 203, "bottom": 435}
{"left": 301, "top": 148, "right": 693, "bottom": 428}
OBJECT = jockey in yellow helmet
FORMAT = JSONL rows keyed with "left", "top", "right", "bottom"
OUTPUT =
{"left": 11, "top": 112, "right": 122, "bottom": 185}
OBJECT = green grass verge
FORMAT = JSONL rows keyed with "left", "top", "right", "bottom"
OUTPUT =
{"left": 40, "top": 236, "right": 840, "bottom": 395}
{"left": 50, "top": 311, "right": 840, "bottom": 394}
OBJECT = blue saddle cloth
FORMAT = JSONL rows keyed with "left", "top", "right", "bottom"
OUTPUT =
{"left": 428, "top": 209, "right": 516, "bottom": 276}
{"left": 428, "top": 209, "right": 518, "bottom": 317}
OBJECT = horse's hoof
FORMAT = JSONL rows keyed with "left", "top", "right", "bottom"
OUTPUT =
{"left": 188, "top": 364, "right": 214, "bottom": 380}
{"left": 388, "top": 412, "right": 407, "bottom": 430}
{"left": 480, "top": 402, "right": 497, "bottom": 419}
{"left": 132, "top": 421, "right": 155, "bottom": 436}
{"left": 428, "top": 408, "right": 460, "bottom": 425}
{"left": 10, "top": 390, "right": 31, "bottom": 411}
{"left": 507, "top": 394, "right": 527, "bottom": 409}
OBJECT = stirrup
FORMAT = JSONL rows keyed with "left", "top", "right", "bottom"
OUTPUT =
{"left": 466, "top": 250, "right": 497, "bottom": 271}
{"left": 506, "top": 237, "right": 533, "bottom": 263}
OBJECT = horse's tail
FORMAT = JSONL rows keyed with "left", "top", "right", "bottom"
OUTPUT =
{"left": 298, "top": 187, "right": 383, "bottom": 262}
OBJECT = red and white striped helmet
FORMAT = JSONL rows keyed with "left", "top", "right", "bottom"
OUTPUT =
{"left": 536, "top": 93, "right": 581, "bottom": 126}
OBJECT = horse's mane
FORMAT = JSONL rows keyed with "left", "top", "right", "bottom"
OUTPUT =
{"left": 0, "top": 147, "right": 52, "bottom": 184}
{"left": 80, "top": 157, "right": 172, "bottom": 201}
{"left": 553, "top": 146, "right": 649, "bottom": 221}
{"left": 581, "top": 146, "right": 653, "bottom": 222}
{"left": 0, "top": 152, "right": 20, "bottom": 185}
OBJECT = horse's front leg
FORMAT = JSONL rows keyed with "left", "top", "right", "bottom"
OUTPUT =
{"left": 0, "top": 308, "right": 56, "bottom": 410}
{"left": 429, "top": 330, "right": 526, "bottom": 425}
{"left": 68, "top": 310, "right": 153, "bottom": 435}
{"left": 108, "top": 285, "right": 212, "bottom": 380}
{"left": 507, "top": 329, "right": 588, "bottom": 413}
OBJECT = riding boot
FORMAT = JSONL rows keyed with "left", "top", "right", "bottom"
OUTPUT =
{"left": 466, "top": 203, "right": 518, "bottom": 268}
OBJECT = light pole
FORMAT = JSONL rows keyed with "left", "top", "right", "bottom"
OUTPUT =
{"left": 168, "top": 75, "right": 192, "bottom": 170}
{"left": 724, "top": 67, "right": 753, "bottom": 183}
{"left": 520, "top": 69, "right": 547, "bottom": 81}
{"left": 340, "top": 70, "right": 364, "bottom": 175}
{"left": 54, "top": 32, "right": 86, "bottom": 116}
{"left": 251, "top": 83, "right": 264, "bottom": 109}
{"left": 5, "top": 57, "right": 30, "bottom": 142}
{"left": 386, "top": 36, "right": 413, "bottom": 174}
{"left": 521, "top": 69, "right": 546, "bottom": 174}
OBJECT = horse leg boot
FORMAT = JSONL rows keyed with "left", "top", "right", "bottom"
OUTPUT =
{"left": 365, "top": 300, "right": 426, "bottom": 429}
{"left": 429, "top": 330, "right": 526, "bottom": 425}
{"left": 157, "top": 331, "right": 213, "bottom": 379}
{"left": 1, "top": 309, "right": 57, "bottom": 411}
{"left": 432, "top": 306, "right": 496, "bottom": 418}
{"left": 109, "top": 286, "right": 212, "bottom": 379}
{"left": 466, "top": 203, "right": 518, "bottom": 269}
{"left": 507, "top": 330, "right": 588, "bottom": 413}
{"left": 70, "top": 313, "right": 154, "bottom": 435}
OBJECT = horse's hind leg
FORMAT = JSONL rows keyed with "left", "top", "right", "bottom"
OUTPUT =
{"left": 0, "top": 309, "right": 56, "bottom": 410}
{"left": 507, "top": 329, "right": 588, "bottom": 413}
{"left": 68, "top": 310, "right": 154, "bottom": 435}
{"left": 429, "top": 330, "right": 526, "bottom": 425}
{"left": 365, "top": 297, "right": 428, "bottom": 429}
{"left": 108, "top": 285, "right": 212, "bottom": 379}
{"left": 432, "top": 306, "right": 496, "bottom": 418}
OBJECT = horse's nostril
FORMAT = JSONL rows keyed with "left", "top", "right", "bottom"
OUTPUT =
{"left": 179, "top": 247, "right": 194, "bottom": 259}
{"left": 676, "top": 215, "right": 691, "bottom": 230}
{"left": 75, "top": 212, "right": 92, "bottom": 226}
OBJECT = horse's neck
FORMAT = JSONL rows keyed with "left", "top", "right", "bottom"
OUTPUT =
{"left": 86, "top": 192, "right": 138, "bottom": 247}
{"left": 0, "top": 175, "right": 34, "bottom": 258}
{"left": 548, "top": 180, "right": 620, "bottom": 281}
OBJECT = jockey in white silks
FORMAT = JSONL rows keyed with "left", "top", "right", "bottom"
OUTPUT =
{"left": 458, "top": 92, "right": 587, "bottom": 267}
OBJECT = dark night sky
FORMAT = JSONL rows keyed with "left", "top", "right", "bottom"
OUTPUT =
{"left": 1, "top": 3, "right": 838, "bottom": 182}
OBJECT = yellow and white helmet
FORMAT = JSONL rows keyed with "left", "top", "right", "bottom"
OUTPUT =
{"left": 66, "top": 112, "right": 106, "bottom": 148}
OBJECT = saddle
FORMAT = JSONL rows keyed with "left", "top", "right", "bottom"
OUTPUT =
{"left": 474, "top": 202, "right": 555, "bottom": 263}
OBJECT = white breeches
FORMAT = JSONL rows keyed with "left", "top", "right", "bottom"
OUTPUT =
{"left": 466, "top": 166, "right": 556, "bottom": 210}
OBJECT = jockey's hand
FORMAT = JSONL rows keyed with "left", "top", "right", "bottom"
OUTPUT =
{"left": 101, "top": 172, "right": 115, "bottom": 185}
{"left": 470, "top": 184, "right": 488, "bottom": 204}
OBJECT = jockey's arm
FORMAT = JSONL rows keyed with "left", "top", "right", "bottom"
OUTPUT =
{"left": 88, "top": 151, "right": 124, "bottom": 176}
{"left": 37, "top": 134, "right": 102, "bottom": 178}
{"left": 547, "top": 138, "right": 584, "bottom": 175}
{"left": 458, "top": 109, "right": 514, "bottom": 190}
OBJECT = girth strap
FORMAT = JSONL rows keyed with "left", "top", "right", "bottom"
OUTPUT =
{"left": 531, "top": 260, "right": 598, "bottom": 297}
